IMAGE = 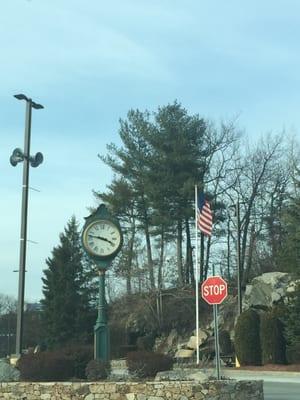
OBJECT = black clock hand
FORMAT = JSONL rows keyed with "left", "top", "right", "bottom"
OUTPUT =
{"left": 88, "top": 234, "right": 114, "bottom": 246}
{"left": 99, "top": 236, "right": 114, "bottom": 246}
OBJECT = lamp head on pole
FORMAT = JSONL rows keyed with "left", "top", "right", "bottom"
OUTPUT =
{"left": 14, "top": 94, "right": 44, "bottom": 110}
{"left": 14, "top": 94, "right": 28, "bottom": 101}
{"left": 32, "top": 102, "right": 43, "bottom": 110}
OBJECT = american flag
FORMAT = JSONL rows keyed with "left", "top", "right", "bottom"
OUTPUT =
{"left": 197, "top": 192, "right": 212, "bottom": 236}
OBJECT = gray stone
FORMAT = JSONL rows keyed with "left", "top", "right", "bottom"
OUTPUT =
{"left": 0, "top": 380, "right": 264, "bottom": 400}
{"left": 126, "top": 394, "right": 136, "bottom": 400}
{"left": 148, "top": 397, "right": 164, "bottom": 400}
{"left": 175, "top": 349, "right": 194, "bottom": 358}
{"left": 155, "top": 368, "right": 209, "bottom": 382}
{"left": 187, "top": 330, "right": 208, "bottom": 350}
{"left": 0, "top": 359, "right": 20, "bottom": 382}
{"left": 40, "top": 394, "right": 51, "bottom": 400}
{"left": 136, "top": 395, "right": 147, "bottom": 400}
{"left": 154, "top": 329, "right": 189, "bottom": 355}
{"left": 243, "top": 272, "right": 294, "bottom": 309}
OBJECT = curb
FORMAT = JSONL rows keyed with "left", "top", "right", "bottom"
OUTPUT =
{"left": 224, "top": 368, "right": 300, "bottom": 378}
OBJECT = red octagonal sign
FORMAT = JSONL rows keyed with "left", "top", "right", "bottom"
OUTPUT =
{"left": 201, "top": 276, "right": 228, "bottom": 305}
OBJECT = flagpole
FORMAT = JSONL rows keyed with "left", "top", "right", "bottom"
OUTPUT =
{"left": 195, "top": 185, "right": 199, "bottom": 364}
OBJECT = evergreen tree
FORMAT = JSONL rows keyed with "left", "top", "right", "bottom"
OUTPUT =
{"left": 284, "top": 285, "right": 300, "bottom": 363}
{"left": 41, "top": 216, "right": 94, "bottom": 348}
{"left": 96, "top": 178, "right": 140, "bottom": 294}
{"left": 101, "top": 110, "right": 157, "bottom": 289}
{"left": 279, "top": 173, "right": 300, "bottom": 362}
{"left": 278, "top": 197, "right": 300, "bottom": 276}
{"left": 100, "top": 102, "right": 212, "bottom": 288}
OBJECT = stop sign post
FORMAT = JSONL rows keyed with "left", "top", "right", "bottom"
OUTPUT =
{"left": 201, "top": 276, "right": 228, "bottom": 305}
{"left": 201, "top": 276, "right": 228, "bottom": 379}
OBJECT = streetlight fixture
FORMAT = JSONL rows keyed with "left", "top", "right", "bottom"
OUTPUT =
{"left": 10, "top": 94, "right": 44, "bottom": 357}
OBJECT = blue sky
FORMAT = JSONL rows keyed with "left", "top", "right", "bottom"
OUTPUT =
{"left": 1, "top": 0, "right": 300, "bottom": 301}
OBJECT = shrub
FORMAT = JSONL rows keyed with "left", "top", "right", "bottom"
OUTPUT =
{"left": 119, "top": 345, "right": 138, "bottom": 358}
{"left": 62, "top": 345, "right": 93, "bottom": 379}
{"left": 286, "top": 341, "right": 300, "bottom": 364}
{"left": 136, "top": 334, "right": 156, "bottom": 351}
{"left": 260, "top": 312, "right": 286, "bottom": 365}
{"left": 85, "top": 359, "right": 111, "bottom": 380}
{"left": 109, "top": 322, "right": 128, "bottom": 358}
{"left": 17, "top": 351, "right": 74, "bottom": 381}
{"left": 126, "top": 351, "right": 174, "bottom": 378}
{"left": 219, "top": 330, "right": 234, "bottom": 355}
{"left": 234, "top": 309, "right": 261, "bottom": 366}
{"left": 283, "top": 285, "right": 300, "bottom": 363}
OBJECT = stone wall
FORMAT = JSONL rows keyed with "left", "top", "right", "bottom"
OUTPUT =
{"left": 0, "top": 380, "right": 263, "bottom": 399}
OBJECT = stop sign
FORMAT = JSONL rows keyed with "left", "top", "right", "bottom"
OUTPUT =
{"left": 201, "top": 276, "right": 228, "bottom": 305}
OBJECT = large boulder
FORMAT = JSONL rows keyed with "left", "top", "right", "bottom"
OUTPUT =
{"left": 243, "top": 272, "right": 296, "bottom": 310}
{"left": 0, "top": 359, "right": 20, "bottom": 382}
{"left": 186, "top": 329, "right": 209, "bottom": 350}
{"left": 154, "top": 329, "right": 189, "bottom": 355}
{"left": 174, "top": 348, "right": 195, "bottom": 358}
{"left": 155, "top": 368, "right": 209, "bottom": 382}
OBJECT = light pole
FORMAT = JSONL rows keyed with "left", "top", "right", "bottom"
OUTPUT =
{"left": 10, "top": 94, "right": 44, "bottom": 357}
{"left": 236, "top": 198, "right": 242, "bottom": 316}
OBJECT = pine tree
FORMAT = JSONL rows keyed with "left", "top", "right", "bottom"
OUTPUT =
{"left": 284, "top": 285, "right": 300, "bottom": 363}
{"left": 41, "top": 216, "right": 95, "bottom": 348}
{"left": 278, "top": 197, "right": 300, "bottom": 276}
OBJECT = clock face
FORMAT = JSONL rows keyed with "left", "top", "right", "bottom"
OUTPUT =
{"left": 82, "top": 219, "right": 122, "bottom": 258}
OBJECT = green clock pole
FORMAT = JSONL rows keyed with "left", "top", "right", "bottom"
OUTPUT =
{"left": 82, "top": 204, "right": 123, "bottom": 362}
{"left": 94, "top": 268, "right": 110, "bottom": 361}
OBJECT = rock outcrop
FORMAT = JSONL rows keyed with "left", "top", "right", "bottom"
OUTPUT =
{"left": 243, "top": 272, "right": 297, "bottom": 310}
{"left": 155, "top": 272, "right": 300, "bottom": 361}
{"left": 0, "top": 359, "right": 20, "bottom": 382}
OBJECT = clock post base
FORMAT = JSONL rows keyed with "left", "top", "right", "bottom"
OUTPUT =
{"left": 94, "top": 323, "right": 110, "bottom": 362}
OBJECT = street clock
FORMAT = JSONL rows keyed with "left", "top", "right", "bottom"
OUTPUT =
{"left": 82, "top": 204, "right": 123, "bottom": 269}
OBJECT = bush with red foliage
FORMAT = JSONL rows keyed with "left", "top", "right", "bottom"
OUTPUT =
{"left": 126, "top": 351, "right": 174, "bottom": 378}
{"left": 17, "top": 351, "right": 74, "bottom": 381}
{"left": 85, "top": 359, "right": 111, "bottom": 380}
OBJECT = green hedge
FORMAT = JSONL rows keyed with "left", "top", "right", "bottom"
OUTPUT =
{"left": 219, "top": 330, "right": 234, "bottom": 355}
{"left": 234, "top": 309, "right": 261, "bottom": 366}
{"left": 286, "top": 341, "right": 300, "bottom": 364}
{"left": 260, "top": 312, "right": 286, "bottom": 365}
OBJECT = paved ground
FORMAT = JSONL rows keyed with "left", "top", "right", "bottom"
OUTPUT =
{"left": 221, "top": 368, "right": 300, "bottom": 400}
{"left": 222, "top": 367, "right": 300, "bottom": 382}
{"left": 264, "top": 381, "right": 300, "bottom": 400}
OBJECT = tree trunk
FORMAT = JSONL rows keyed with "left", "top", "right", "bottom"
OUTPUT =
{"left": 126, "top": 221, "right": 136, "bottom": 295}
{"left": 177, "top": 220, "right": 184, "bottom": 286}
{"left": 227, "top": 218, "right": 231, "bottom": 280}
{"left": 157, "top": 229, "right": 164, "bottom": 290}
{"left": 144, "top": 222, "right": 155, "bottom": 289}
{"left": 242, "top": 224, "right": 256, "bottom": 288}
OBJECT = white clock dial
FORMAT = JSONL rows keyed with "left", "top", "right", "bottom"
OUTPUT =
{"left": 83, "top": 220, "right": 121, "bottom": 257}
